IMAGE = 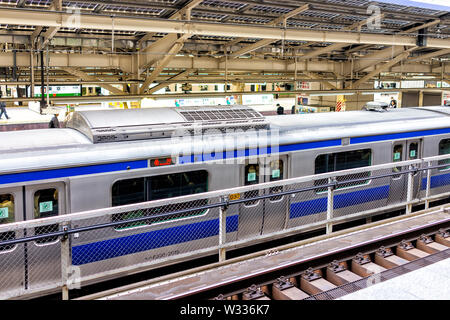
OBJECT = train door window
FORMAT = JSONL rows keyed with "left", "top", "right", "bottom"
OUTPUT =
{"left": 34, "top": 188, "right": 59, "bottom": 244}
{"left": 0, "top": 194, "right": 15, "bottom": 252}
{"left": 393, "top": 144, "right": 403, "bottom": 174}
{"left": 245, "top": 164, "right": 260, "bottom": 186}
{"left": 112, "top": 178, "right": 145, "bottom": 206}
{"left": 268, "top": 160, "right": 283, "bottom": 200}
{"left": 268, "top": 160, "right": 283, "bottom": 182}
{"left": 244, "top": 163, "right": 260, "bottom": 204}
{"left": 408, "top": 142, "right": 418, "bottom": 160}
{"left": 438, "top": 139, "right": 450, "bottom": 170}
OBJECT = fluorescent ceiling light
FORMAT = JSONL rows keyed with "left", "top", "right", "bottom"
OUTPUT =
{"left": 362, "top": 91, "right": 398, "bottom": 95}
{"left": 309, "top": 93, "right": 355, "bottom": 96}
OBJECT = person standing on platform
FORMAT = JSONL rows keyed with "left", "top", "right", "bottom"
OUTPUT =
{"left": 389, "top": 97, "right": 397, "bottom": 108}
{"left": 0, "top": 92, "right": 10, "bottom": 120}
{"left": 291, "top": 105, "right": 296, "bottom": 114}
{"left": 276, "top": 104, "right": 284, "bottom": 115}
{"left": 49, "top": 114, "right": 60, "bottom": 128}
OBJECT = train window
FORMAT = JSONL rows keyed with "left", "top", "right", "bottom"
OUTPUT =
{"left": 269, "top": 160, "right": 283, "bottom": 182}
{"left": 245, "top": 164, "right": 259, "bottom": 186}
{"left": 393, "top": 144, "right": 403, "bottom": 174}
{"left": 269, "top": 160, "right": 283, "bottom": 201}
{"left": 0, "top": 194, "right": 15, "bottom": 252}
{"left": 314, "top": 149, "right": 372, "bottom": 192}
{"left": 112, "top": 178, "right": 145, "bottom": 207}
{"left": 0, "top": 194, "right": 14, "bottom": 224}
{"left": 34, "top": 189, "right": 59, "bottom": 244}
{"left": 409, "top": 142, "right": 418, "bottom": 160}
{"left": 438, "top": 139, "right": 450, "bottom": 170}
{"left": 112, "top": 171, "right": 208, "bottom": 230}
{"left": 149, "top": 171, "right": 208, "bottom": 201}
{"left": 244, "top": 164, "right": 260, "bottom": 205}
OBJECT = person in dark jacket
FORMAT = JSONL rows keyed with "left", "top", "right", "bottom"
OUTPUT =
{"left": 0, "top": 92, "right": 9, "bottom": 120}
{"left": 389, "top": 97, "right": 397, "bottom": 108}
{"left": 276, "top": 104, "right": 284, "bottom": 115}
{"left": 49, "top": 114, "right": 60, "bottom": 128}
{"left": 291, "top": 105, "right": 296, "bottom": 114}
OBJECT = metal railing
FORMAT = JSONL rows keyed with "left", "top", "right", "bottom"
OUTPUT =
{"left": 1, "top": 154, "right": 450, "bottom": 300}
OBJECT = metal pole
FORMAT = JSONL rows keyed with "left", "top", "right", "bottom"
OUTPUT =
{"left": 406, "top": 165, "right": 414, "bottom": 214}
{"left": 30, "top": 48, "right": 35, "bottom": 97}
{"left": 425, "top": 162, "right": 432, "bottom": 209}
{"left": 40, "top": 49, "right": 45, "bottom": 110}
{"left": 218, "top": 196, "right": 227, "bottom": 262}
{"left": 46, "top": 45, "right": 50, "bottom": 107}
{"left": 60, "top": 223, "right": 70, "bottom": 300}
{"left": 326, "top": 177, "right": 335, "bottom": 234}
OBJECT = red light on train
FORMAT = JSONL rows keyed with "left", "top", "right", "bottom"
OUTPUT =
{"left": 150, "top": 157, "right": 174, "bottom": 167}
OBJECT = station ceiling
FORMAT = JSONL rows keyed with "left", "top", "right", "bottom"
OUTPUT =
{"left": 0, "top": 0, "right": 449, "bottom": 93}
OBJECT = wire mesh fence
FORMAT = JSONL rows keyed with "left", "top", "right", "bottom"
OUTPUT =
{"left": 0, "top": 155, "right": 450, "bottom": 299}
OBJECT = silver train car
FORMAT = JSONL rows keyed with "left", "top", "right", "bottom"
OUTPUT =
{"left": 1, "top": 104, "right": 450, "bottom": 294}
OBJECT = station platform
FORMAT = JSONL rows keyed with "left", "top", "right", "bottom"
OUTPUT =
{"left": 338, "top": 256, "right": 450, "bottom": 300}
{"left": 0, "top": 105, "right": 106, "bottom": 131}
{"left": 0, "top": 107, "right": 56, "bottom": 126}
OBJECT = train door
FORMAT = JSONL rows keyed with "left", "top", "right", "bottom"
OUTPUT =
{"left": 237, "top": 156, "right": 288, "bottom": 239}
{"left": 0, "top": 187, "right": 24, "bottom": 298}
{"left": 388, "top": 142, "right": 407, "bottom": 204}
{"left": 407, "top": 139, "right": 422, "bottom": 198}
{"left": 388, "top": 140, "right": 422, "bottom": 205}
{"left": 260, "top": 156, "right": 288, "bottom": 234}
{"left": 237, "top": 160, "right": 263, "bottom": 239}
{"left": 24, "top": 182, "right": 65, "bottom": 292}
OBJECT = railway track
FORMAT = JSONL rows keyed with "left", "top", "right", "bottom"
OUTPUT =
{"left": 210, "top": 229, "right": 450, "bottom": 301}
{"left": 80, "top": 206, "right": 450, "bottom": 301}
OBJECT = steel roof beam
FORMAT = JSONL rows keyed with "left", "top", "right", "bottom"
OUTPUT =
{"left": 351, "top": 48, "right": 417, "bottom": 89}
{"left": 1, "top": 8, "right": 448, "bottom": 49}
{"left": 61, "top": 66, "right": 126, "bottom": 95}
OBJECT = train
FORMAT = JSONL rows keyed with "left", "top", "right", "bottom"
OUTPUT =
{"left": 1, "top": 104, "right": 450, "bottom": 296}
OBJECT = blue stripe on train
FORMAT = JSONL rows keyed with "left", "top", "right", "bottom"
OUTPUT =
{"left": 289, "top": 185, "right": 390, "bottom": 219}
{"left": 73, "top": 185, "right": 391, "bottom": 265}
{"left": 179, "top": 139, "right": 342, "bottom": 164}
{"left": 350, "top": 127, "right": 450, "bottom": 145}
{"left": 72, "top": 215, "right": 239, "bottom": 265}
{"left": 421, "top": 172, "right": 450, "bottom": 190}
{"left": 0, "top": 160, "right": 148, "bottom": 185}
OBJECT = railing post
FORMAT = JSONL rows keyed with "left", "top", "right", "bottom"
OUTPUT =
{"left": 406, "top": 165, "right": 414, "bottom": 214}
{"left": 425, "top": 161, "right": 432, "bottom": 210}
{"left": 218, "top": 196, "right": 228, "bottom": 262}
{"left": 326, "top": 177, "right": 335, "bottom": 234}
{"left": 60, "top": 223, "right": 70, "bottom": 300}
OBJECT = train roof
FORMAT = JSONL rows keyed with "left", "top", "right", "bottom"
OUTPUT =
{"left": 267, "top": 106, "right": 450, "bottom": 131}
{"left": 65, "top": 105, "right": 268, "bottom": 144}
{"left": 1, "top": 105, "right": 450, "bottom": 174}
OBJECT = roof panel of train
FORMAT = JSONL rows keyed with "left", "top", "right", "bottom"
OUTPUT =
{"left": 267, "top": 106, "right": 450, "bottom": 131}
{"left": 65, "top": 105, "right": 269, "bottom": 143}
{"left": 0, "top": 128, "right": 91, "bottom": 154}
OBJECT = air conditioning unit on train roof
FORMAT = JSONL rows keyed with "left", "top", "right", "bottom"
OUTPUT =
{"left": 65, "top": 105, "right": 270, "bottom": 144}
{"left": 363, "top": 101, "right": 389, "bottom": 112}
